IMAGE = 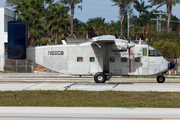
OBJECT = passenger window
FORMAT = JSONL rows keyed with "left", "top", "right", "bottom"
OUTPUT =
{"left": 135, "top": 57, "right": 141, "bottom": 62}
{"left": 143, "top": 48, "right": 147, "bottom": 56}
{"left": 121, "top": 57, "right": 127, "bottom": 62}
{"left": 90, "top": 57, "right": 95, "bottom": 62}
{"left": 77, "top": 57, "right": 83, "bottom": 62}
{"left": 109, "top": 57, "right": 115, "bottom": 62}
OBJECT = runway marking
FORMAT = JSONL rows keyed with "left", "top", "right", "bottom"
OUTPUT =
{"left": 66, "top": 83, "right": 119, "bottom": 90}
{"left": 22, "top": 83, "right": 40, "bottom": 90}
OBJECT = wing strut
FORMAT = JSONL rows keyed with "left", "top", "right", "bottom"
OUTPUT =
{"left": 95, "top": 43, "right": 101, "bottom": 48}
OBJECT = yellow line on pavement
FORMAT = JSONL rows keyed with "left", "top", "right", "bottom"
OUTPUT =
{"left": 163, "top": 119, "right": 180, "bottom": 120}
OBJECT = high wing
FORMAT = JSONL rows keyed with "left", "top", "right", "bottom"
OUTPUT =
{"left": 80, "top": 35, "right": 135, "bottom": 51}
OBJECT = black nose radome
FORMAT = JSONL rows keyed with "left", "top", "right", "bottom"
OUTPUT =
{"left": 168, "top": 62, "right": 175, "bottom": 70}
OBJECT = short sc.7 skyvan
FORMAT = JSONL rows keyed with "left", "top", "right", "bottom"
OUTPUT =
{"left": 8, "top": 21, "right": 175, "bottom": 83}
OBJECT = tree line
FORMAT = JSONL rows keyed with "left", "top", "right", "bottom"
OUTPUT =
{"left": 5, "top": 0, "right": 180, "bottom": 59}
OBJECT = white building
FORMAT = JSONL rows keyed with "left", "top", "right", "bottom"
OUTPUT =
{"left": 0, "top": 8, "right": 16, "bottom": 71}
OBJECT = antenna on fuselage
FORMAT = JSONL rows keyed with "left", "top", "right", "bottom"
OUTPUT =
{"left": 127, "top": 6, "right": 132, "bottom": 73}
{"left": 127, "top": 6, "right": 130, "bottom": 43}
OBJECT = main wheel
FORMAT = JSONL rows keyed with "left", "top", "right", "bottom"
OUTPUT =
{"left": 94, "top": 72, "right": 106, "bottom": 83}
{"left": 157, "top": 75, "right": 165, "bottom": 83}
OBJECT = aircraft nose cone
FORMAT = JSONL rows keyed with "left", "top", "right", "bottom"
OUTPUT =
{"left": 168, "top": 62, "right": 175, "bottom": 70}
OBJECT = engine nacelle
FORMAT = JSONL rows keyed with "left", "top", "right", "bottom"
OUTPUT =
{"left": 110, "top": 41, "right": 135, "bottom": 52}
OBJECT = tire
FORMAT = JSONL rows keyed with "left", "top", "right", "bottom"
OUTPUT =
{"left": 157, "top": 75, "right": 165, "bottom": 83}
{"left": 94, "top": 72, "right": 106, "bottom": 83}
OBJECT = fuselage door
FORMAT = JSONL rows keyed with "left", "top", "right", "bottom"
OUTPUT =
{"left": 141, "top": 45, "right": 149, "bottom": 75}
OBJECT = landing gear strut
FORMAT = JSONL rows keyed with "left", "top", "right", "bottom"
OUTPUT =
{"left": 157, "top": 75, "right": 165, "bottom": 83}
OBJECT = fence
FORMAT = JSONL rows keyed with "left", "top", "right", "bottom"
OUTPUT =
{"left": 4, "top": 59, "right": 58, "bottom": 73}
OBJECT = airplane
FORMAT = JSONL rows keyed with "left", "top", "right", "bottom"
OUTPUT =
{"left": 8, "top": 21, "right": 175, "bottom": 83}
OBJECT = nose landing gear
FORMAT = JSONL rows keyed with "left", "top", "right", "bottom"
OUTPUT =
{"left": 157, "top": 75, "right": 165, "bottom": 83}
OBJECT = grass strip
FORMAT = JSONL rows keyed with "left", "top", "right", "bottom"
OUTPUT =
{"left": 0, "top": 90, "right": 180, "bottom": 107}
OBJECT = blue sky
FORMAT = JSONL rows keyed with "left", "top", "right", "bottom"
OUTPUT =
{"left": 1, "top": 0, "right": 180, "bottom": 23}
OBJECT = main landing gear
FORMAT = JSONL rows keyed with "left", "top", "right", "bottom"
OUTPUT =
{"left": 157, "top": 75, "right": 165, "bottom": 83}
{"left": 94, "top": 72, "right": 112, "bottom": 83}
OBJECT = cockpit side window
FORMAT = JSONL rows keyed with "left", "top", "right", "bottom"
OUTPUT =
{"left": 149, "top": 50, "right": 161, "bottom": 56}
{"left": 148, "top": 46, "right": 162, "bottom": 57}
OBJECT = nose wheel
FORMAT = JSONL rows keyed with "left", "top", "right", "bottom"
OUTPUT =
{"left": 157, "top": 75, "right": 165, "bottom": 83}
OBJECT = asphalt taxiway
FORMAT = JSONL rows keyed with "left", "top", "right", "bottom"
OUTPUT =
{"left": 1, "top": 73, "right": 180, "bottom": 83}
{"left": 0, "top": 73, "right": 180, "bottom": 92}
{"left": 0, "top": 82, "right": 180, "bottom": 92}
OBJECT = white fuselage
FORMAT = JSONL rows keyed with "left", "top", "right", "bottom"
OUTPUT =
{"left": 27, "top": 40, "right": 169, "bottom": 76}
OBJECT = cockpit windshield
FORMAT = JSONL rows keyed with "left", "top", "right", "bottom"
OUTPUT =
{"left": 149, "top": 46, "right": 162, "bottom": 56}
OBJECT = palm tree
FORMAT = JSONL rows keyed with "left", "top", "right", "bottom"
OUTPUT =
{"left": 111, "top": 0, "right": 135, "bottom": 39}
{"left": 80, "top": 22, "right": 93, "bottom": 38}
{"left": 110, "top": 20, "right": 121, "bottom": 37}
{"left": 46, "top": 3, "right": 69, "bottom": 44}
{"left": 6, "top": 0, "right": 70, "bottom": 45}
{"left": 73, "top": 18, "right": 84, "bottom": 37}
{"left": 7, "top": 0, "right": 54, "bottom": 46}
{"left": 148, "top": 0, "right": 180, "bottom": 32}
{"left": 59, "top": 0, "right": 83, "bottom": 38}
{"left": 87, "top": 17, "right": 107, "bottom": 36}
{"left": 10, "top": 0, "right": 46, "bottom": 46}
{"left": 134, "top": 0, "right": 151, "bottom": 16}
